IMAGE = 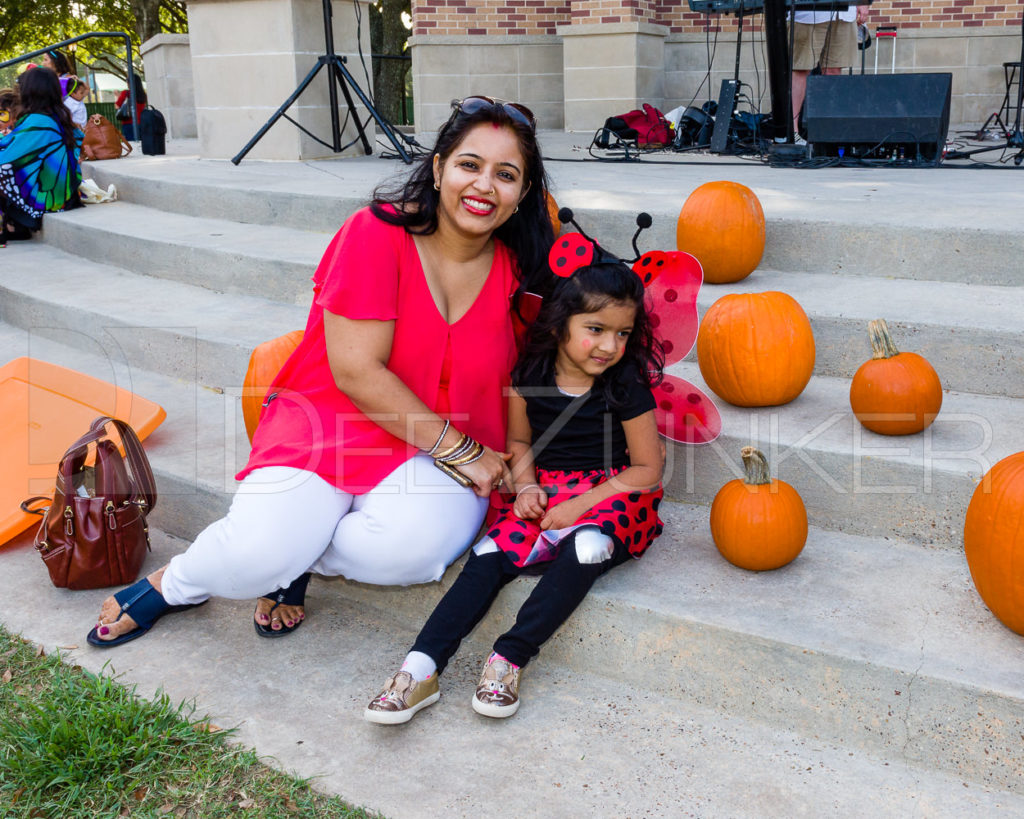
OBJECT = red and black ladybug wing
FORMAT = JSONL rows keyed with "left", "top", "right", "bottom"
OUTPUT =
{"left": 637, "top": 250, "right": 702, "bottom": 363}
{"left": 636, "top": 250, "right": 721, "bottom": 444}
{"left": 652, "top": 374, "right": 722, "bottom": 445}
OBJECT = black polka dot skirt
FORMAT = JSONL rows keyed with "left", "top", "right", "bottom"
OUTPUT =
{"left": 486, "top": 467, "right": 663, "bottom": 568}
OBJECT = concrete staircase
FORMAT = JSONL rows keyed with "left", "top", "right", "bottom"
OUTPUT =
{"left": 1, "top": 141, "right": 1023, "bottom": 816}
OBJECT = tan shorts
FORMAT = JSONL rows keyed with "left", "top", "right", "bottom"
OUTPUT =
{"left": 791, "top": 20, "right": 856, "bottom": 71}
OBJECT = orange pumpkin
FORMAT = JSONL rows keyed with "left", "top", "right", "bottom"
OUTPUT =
{"left": 696, "top": 291, "right": 815, "bottom": 407}
{"left": 964, "top": 452, "right": 1024, "bottom": 635}
{"left": 544, "top": 190, "right": 562, "bottom": 237}
{"left": 676, "top": 180, "right": 765, "bottom": 283}
{"left": 242, "top": 330, "right": 304, "bottom": 442}
{"left": 849, "top": 319, "right": 942, "bottom": 435}
{"left": 710, "top": 447, "right": 807, "bottom": 571}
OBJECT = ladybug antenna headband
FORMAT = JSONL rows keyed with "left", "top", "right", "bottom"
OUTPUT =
{"left": 549, "top": 207, "right": 655, "bottom": 280}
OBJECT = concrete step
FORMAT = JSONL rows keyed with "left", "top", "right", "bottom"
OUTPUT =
{"left": 83, "top": 152, "right": 370, "bottom": 236}
{"left": 667, "top": 360, "right": 1024, "bottom": 549}
{"left": 29, "top": 206, "right": 1024, "bottom": 400}
{"left": 0, "top": 242, "right": 306, "bottom": 387}
{"left": 689, "top": 269, "right": 1024, "bottom": 399}
{"left": 2, "top": 326, "right": 1022, "bottom": 801}
{"left": 41, "top": 200, "right": 331, "bottom": 304}
{"left": 3, "top": 512, "right": 1023, "bottom": 807}
{"left": 2, "top": 263, "right": 1019, "bottom": 551}
{"left": 80, "top": 146, "right": 1024, "bottom": 286}
{"left": 3, "top": 527, "right": 1023, "bottom": 816}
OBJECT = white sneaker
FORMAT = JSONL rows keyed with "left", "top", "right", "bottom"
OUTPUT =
{"left": 793, "top": 135, "right": 807, "bottom": 146}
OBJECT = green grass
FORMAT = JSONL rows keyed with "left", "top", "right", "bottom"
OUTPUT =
{"left": 0, "top": 627, "right": 378, "bottom": 819}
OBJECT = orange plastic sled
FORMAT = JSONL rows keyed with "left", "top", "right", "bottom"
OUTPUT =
{"left": 0, "top": 357, "right": 166, "bottom": 548}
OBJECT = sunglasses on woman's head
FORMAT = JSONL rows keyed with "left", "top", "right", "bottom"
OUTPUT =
{"left": 451, "top": 96, "right": 536, "bottom": 130}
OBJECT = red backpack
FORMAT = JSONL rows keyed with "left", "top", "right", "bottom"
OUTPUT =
{"left": 617, "top": 104, "right": 673, "bottom": 147}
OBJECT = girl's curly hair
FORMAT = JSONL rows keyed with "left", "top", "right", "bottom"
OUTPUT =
{"left": 513, "top": 261, "right": 665, "bottom": 410}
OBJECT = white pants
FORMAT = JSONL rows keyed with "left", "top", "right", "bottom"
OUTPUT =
{"left": 160, "top": 455, "right": 489, "bottom": 606}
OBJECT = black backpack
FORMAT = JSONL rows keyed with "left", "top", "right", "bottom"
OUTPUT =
{"left": 139, "top": 106, "right": 167, "bottom": 155}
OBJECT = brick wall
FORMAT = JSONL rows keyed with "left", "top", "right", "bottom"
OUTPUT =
{"left": 664, "top": 0, "right": 1024, "bottom": 33}
{"left": 412, "top": 0, "right": 1023, "bottom": 35}
{"left": 410, "top": 1, "right": 571, "bottom": 36}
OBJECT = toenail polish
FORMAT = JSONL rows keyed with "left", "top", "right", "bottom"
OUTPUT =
{"left": 99, "top": 626, "right": 109, "bottom": 635}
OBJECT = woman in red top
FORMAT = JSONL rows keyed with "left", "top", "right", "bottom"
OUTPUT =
{"left": 88, "top": 97, "right": 555, "bottom": 647}
{"left": 114, "top": 82, "right": 147, "bottom": 141}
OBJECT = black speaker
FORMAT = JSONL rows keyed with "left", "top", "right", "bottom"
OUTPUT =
{"left": 804, "top": 73, "right": 952, "bottom": 162}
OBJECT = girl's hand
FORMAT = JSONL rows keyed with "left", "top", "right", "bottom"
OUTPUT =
{"left": 514, "top": 485, "right": 547, "bottom": 520}
{"left": 457, "top": 447, "right": 513, "bottom": 498}
{"left": 540, "top": 495, "right": 589, "bottom": 531}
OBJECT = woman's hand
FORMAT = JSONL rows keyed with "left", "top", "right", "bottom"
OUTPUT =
{"left": 514, "top": 485, "right": 547, "bottom": 520}
{"left": 456, "top": 447, "right": 513, "bottom": 498}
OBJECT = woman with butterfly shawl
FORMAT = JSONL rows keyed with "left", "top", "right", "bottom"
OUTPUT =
{"left": 1, "top": 67, "right": 82, "bottom": 243}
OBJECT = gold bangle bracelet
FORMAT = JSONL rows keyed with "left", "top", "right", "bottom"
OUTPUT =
{"left": 441, "top": 438, "right": 476, "bottom": 463}
{"left": 445, "top": 441, "right": 484, "bottom": 467}
{"left": 433, "top": 432, "right": 468, "bottom": 461}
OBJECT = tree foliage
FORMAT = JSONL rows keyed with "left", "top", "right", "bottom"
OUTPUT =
{"left": 0, "top": 0, "right": 187, "bottom": 82}
{"left": 369, "top": 0, "right": 412, "bottom": 124}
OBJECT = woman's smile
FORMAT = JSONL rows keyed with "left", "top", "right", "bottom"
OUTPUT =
{"left": 461, "top": 195, "right": 496, "bottom": 216}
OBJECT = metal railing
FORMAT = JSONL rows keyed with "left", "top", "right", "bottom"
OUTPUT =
{"left": 0, "top": 32, "right": 138, "bottom": 138}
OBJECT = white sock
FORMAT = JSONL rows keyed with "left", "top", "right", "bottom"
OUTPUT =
{"left": 401, "top": 650, "right": 437, "bottom": 682}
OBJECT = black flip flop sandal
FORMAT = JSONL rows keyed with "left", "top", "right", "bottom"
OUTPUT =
{"left": 254, "top": 572, "right": 311, "bottom": 638}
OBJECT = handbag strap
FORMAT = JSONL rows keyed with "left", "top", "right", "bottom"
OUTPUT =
{"left": 59, "top": 417, "right": 157, "bottom": 512}
{"left": 120, "top": 136, "right": 133, "bottom": 157}
{"left": 19, "top": 496, "right": 51, "bottom": 516}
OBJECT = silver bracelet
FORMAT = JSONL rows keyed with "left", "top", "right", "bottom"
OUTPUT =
{"left": 516, "top": 483, "right": 541, "bottom": 498}
{"left": 427, "top": 419, "right": 450, "bottom": 456}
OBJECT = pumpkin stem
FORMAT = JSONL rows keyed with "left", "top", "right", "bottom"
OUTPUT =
{"left": 867, "top": 318, "right": 900, "bottom": 360}
{"left": 740, "top": 446, "right": 772, "bottom": 486}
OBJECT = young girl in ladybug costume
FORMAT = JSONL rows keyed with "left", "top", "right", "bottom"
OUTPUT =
{"left": 366, "top": 240, "right": 666, "bottom": 723}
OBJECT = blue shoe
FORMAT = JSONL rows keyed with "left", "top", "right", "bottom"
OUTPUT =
{"left": 86, "top": 577, "right": 200, "bottom": 648}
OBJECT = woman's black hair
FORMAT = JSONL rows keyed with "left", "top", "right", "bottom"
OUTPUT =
{"left": 17, "top": 68, "right": 76, "bottom": 147}
{"left": 370, "top": 101, "right": 556, "bottom": 310}
{"left": 513, "top": 261, "right": 665, "bottom": 410}
{"left": 46, "top": 50, "right": 73, "bottom": 76}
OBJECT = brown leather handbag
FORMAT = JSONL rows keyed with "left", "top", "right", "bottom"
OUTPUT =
{"left": 82, "top": 114, "right": 132, "bottom": 161}
{"left": 21, "top": 417, "right": 157, "bottom": 590}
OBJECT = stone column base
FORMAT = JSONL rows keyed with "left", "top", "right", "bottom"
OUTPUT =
{"left": 408, "top": 35, "right": 564, "bottom": 132}
{"left": 187, "top": 0, "right": 376, "bottom": 160}
{"left": 558, "top": 21, "right": 668, "bottom": 132}
{"left": 141, "top": 33, "right": 197, "bottom": 140}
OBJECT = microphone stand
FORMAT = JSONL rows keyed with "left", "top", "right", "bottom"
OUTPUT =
{"left": 232, "top": 0, "right": 412, "bottom": 165}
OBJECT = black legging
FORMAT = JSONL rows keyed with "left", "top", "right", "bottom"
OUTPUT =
{"left": 411, "top": 529, "right": 631, "bottom": 671}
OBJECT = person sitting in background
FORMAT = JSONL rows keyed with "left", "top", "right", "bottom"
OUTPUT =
{"left": 41, "top": 49, "right": 74, "bottom": 79}
{"left": 0, "top": 68, "right": 83, "bottom": 245}
{"left": 115, "top": 76, "right": 147, "bottom": 141}
{"left": 63, "top": 76, "right": 89, "bottom": 133}
{"left": 0, "top": 88, "right": 19, "bottom": 136}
